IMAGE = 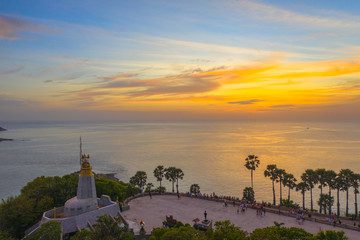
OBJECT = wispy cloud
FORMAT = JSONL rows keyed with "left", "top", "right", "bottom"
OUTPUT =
{"left": 135, "top": 35, "right": 284, "bottom": 56}
{"left": 270, "top": 104, "right": 295, "bottom": 108}
{"left": 236, "top": 0, "right": 360, "bottom": 29}
{"left": 0, "top": 15, "right": 42, "bottom": 40}
{"left": 97, "top": 71, "right": 223, "bottom": 97}
{"left": 0, "top": 66, "right": 24, "bottom": 76}
{"left": 228, "top": 99, "right": 262, "bottom": 105}
{"left": 42, "top": 59, "right": 89, "bottom": 73}
{"left": 0, "top": 94, "right": 36, "bottom": 108}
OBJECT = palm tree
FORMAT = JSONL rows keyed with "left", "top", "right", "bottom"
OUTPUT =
{"left": 315, "top": 168, "right": 327, "bottom": 213}
{"left": 325, "top": 170, "right": 337, "bottom": 215}
{"left": 153, "top": 165, "right": 165, "bottom": 193}
{"left": 174, "top": 168, "right": 184, "bottom": 194}
{"left": 338, "top": 169, "right": 354, "bottom": 216}
{"left": 283, "top": 173, "right": 297, "bottom": 202}
{"left": 352, "top": 173, "right": 360, "bottom": 220}
{"left": 244, "top": 155, "right": 260, "bottom": 189}
{"left": 264, "top": 164, "right": 278, "bottom": 205}
{"left": 165, "top": 167, "right": 177, "bottom": 192}
{"left": 301, "top": 169, "right": 317, "bottom": 211}
{"left": 275, "top": 168, "right": 286, "bottom": 205}
{"left": 296, "top": 181, "right": 310, "bottom": 209}
{"left": 334, "top": 175, "right": 344, "bottom": 217}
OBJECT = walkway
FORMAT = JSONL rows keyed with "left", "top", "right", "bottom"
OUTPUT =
{"left": 122, "top": 195, "right": 360, "bottom": 240}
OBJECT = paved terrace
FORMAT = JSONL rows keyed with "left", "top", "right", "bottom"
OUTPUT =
{"left": 122, "top": 194, "right": 360, "bottom": 240}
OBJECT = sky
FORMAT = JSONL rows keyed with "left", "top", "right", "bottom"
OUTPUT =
{"left": 0, "top": 0, "right": 360, "bottom": 121}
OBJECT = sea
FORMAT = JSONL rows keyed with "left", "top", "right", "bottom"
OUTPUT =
{"left": 0, "top": 121, "right": 359, "bottom": 215}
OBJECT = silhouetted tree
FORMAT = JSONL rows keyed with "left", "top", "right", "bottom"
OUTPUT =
{"left": 301, "top": 169, "right": 317, "bottom": 211}
{"left": 190, "top": 184, "right": 200, "bottom": 194}
{"left": 174, "top": 168, "right": 184, "bottom": 194}
{"left": 129, "top": 171, "right": 147, "bottom": 193}
{"left": 244, "top": 155, "right": 260, "bottom": 189}
{"left": 275, "top": 168, "right": 286, "bottom": 205}
{"left": 153, "top": 165, "right": 165, "bottom": 193}
{"left": 283, "top": 173, "right": 297, "bottom": 202}
{"left": 338, "top": 169, "right": 354, "bottom": 216}
{"left": 296, "top": 181, "right": 310, "bottom": 209}
{"left": 165, "top": 167, "right": 177, "bottom": 192}
{"left": 264, "top": 164, "right": 278, "bottom": 205}
{"left": 325, "top": 170, "right": 337, "bottom": 215}
{"left": 315, "top": 168, "right": 327, "bottom": 213}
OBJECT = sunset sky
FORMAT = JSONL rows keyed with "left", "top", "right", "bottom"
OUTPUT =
{"left": 1, "top": 0, "right": 360, "bottom": 121}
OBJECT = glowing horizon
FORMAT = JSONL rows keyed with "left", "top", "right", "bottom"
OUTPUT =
{"left": 1, "top": 1, "right": 360, "bottom": 121}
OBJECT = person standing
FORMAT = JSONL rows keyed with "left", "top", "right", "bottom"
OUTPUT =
{"left": 204, "top": 210, "right": 207, "bottom": 221}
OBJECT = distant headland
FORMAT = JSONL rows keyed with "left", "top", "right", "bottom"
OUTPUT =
{"left": 0, "top": 126, "right": 13, "bottom": 142}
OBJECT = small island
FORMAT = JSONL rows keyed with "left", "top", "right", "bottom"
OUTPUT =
{"left": 0, "top": 138, "right": 13, "bottom": 142}
{"left": 0, "top": 126, "right": 13, "bottom": 142}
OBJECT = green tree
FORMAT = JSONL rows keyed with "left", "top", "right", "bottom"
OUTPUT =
{"left": 0, "top": 231, "right": 16, "bottom": 240}
{"left": 296, "top": 181, "right": 310, "bottom": 209}
{"left": 129, "top": 171, "right": 147, "bottom": 193}
{"left": 145, "top": 183, "right": 154, "bottom": 193}
{"left": 275, "top": 168, "right": 286, "bottom": 205}
{"left": 24, "top": 221, "right": 62, "bottom": 240}
{"left": 338, "top": 169, "right": 354, "bottom": 216}
{"left": 149, "top": 227, "right": 170, "bottom": 240}
{"left": 283, "top": 173, "right": 297, "bottom": 202}
{"left": 244, "top": 155, "right": 260, "bottom": 189}
{"left": 21, "top": 175, "right": 78, "bottom": 207}
{"left": 250, "top": 225, "right": 313, "bottom": 240}
{"left": 0, "top": 195, "right": 37, "bottom": 239}
{"left": 315, "top": 168, "right": 327, "bottom": 213}
{"left": 95, "top": 178, "right": 128, "bottom": 202}
{"left": 71, "top": 229, "right": 95, "bottom": 240}
{"left": 93, "top": 215, "right": 135, "bottom": 240}
{"left": 242, "top": 187, "right": 255, "bottom": 202}
{"left": 325, "top": 170, "right": 337, "bottom": 215}
{"left": 155, "top": 186, "right": 166, "bottom": 193}
{"left": 318, "top": 194, "right": 334, "bottom": 217}
{"left": 174, "top": 168, "right": 184, "bottom": 194}
{"left": 301, "top": 169, "right": 317, "bottom": 211}
{"left": 120, "top": 181, "right": 142, "bottom": 197}
{"left": 313, "top": 230, "right": 349, "bottom": 240}
{"left": 154, "top": 165, "right": 165, "bottom": 193}
{"left": 190, "top": 184, "right": 200, "bottom": 194}
{"left": 165, "top": 167, "right": 177, "bottom": 192}
{"left": 150, "top": 226, "right": 207, "bottom": 240}
{"left": 213, "top": 220, "right": 247, "bottom": 240}
{"left": 264, "top": 164, "right": 278, "bottom": 205}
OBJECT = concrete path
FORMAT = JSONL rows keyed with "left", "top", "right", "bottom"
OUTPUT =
{"left": 122, "top": 195, "right": 360, "bottom": 240}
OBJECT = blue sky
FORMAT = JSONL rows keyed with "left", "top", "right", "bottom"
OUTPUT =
{"left": 1, "top": 0, "right": 360, "bottom": 121}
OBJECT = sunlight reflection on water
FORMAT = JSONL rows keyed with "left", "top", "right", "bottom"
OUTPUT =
{"left": 0, "top": 121, "right": 359, "bottom": 214}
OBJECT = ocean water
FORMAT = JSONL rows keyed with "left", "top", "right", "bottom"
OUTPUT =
{"left": 0, "top": 121, "right": 359, "bottom": 214}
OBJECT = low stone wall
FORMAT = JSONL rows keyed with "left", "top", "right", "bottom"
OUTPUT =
{"left": 26, "top": 195, "right": 121, "bottom": 237}
{"left": 42, "top": 201, "right": 120, "bottom": 234}
{"left": 43, "top": 206, "right": 65, "bottom": 218}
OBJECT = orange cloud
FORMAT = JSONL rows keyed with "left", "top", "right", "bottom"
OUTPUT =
{"left": 50, "top": 56, "right": 360, "bottom": 117}
{"left": 0, "top": 15, "right": 42, "bottom": 40}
